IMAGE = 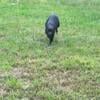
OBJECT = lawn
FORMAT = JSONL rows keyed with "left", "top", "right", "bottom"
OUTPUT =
{"left": 0, "top": 0, "right": 100, "bottom": 99}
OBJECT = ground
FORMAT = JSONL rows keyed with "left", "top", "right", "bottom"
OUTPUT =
{"left": 0, "top": 0, "right": 100, "bottom": 99}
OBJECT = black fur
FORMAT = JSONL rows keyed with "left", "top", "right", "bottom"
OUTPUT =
{"left": 45, "top": 15, "right": 60, "bottom": 45}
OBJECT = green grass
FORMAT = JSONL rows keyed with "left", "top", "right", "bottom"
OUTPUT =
{"left": 0, "top": 0, "right": 100, "bottom": 99}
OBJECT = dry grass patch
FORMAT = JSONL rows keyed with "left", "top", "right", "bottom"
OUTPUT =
{"left": 44, "top": 69, "right": 81, "bottom": 92}
{"left": 0, "top": 70, "right": 9, "bottom": 96}
{"left": 0, "top": 84, "right": 7, "bottom": 96}
{"left": 10, "top": 67, "right": 33, "bottom": 79}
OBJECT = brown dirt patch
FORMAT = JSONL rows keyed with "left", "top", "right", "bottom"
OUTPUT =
{"left": 44, "top": 69, "right": 81, "bottom": 91}
{"left": 0, "top": 84, "right": 7, "bottom": 96}
{"left": 0, "top": 71, "right": 9, "bottom": 96}
{"left": 10, "top": 67, "right": 34, "bottom": 79}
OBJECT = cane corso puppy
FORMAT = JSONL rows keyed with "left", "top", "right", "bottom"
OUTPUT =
{"left": 45, "top": 14, "right": 60, "bottom": 45}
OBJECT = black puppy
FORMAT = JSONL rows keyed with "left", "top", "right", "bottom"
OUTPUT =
{"left": 45, "top": 14, "right": 60, "bottom": 45}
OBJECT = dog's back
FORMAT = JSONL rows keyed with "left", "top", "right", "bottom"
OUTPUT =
{"left": 46, "top": 15, "right": 60, "bottom": 29}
